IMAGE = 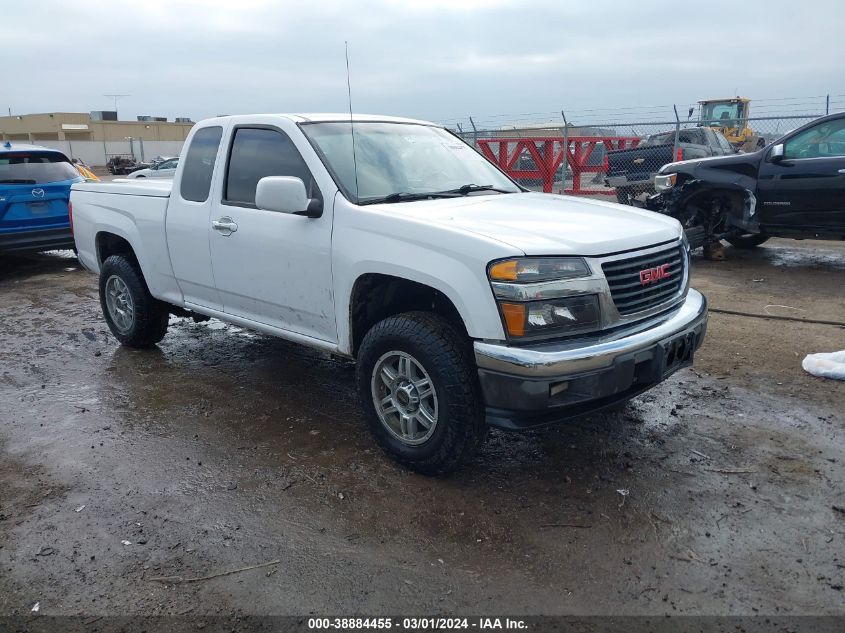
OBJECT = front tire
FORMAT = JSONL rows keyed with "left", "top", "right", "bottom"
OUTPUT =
{"left": 615, "top": 187, "right": 631, "bottom": 205}
{"left": 726, "top": 234, "right": 770, "bottom": 249}
{"left": 99, "top": 255, "right": 169, "bottom": 348}
{"left": 356, "top": 312, "right": 487, "bottom": 475}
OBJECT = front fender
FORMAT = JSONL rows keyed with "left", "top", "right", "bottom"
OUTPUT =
{"left": 332, "top": 224, "right": 515, "bottom": 355}
{"left": 659, "top": 177, "right": 759, "bottom": 236}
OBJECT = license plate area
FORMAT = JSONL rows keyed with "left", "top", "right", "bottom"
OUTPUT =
{"left": 27, "top": 201, "right": 50, "bottom": 214}
{"left": 660, "top": 331, "right": 696, "bottom": 377}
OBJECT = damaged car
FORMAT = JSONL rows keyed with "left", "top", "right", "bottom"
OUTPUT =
{"left": 646, "top": 112, "right": 845, "bottom": 259}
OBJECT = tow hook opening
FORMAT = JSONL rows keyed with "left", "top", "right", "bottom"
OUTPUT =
{"left": 664, "top": 333, "right": 695, "bottom": 372}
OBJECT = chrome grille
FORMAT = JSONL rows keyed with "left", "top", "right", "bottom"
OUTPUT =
{"left": 602, "top": 245, "right": 685, "bottom": 316}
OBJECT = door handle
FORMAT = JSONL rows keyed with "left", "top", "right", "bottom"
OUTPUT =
{"left": 211, "top": 217, "right": 238, "bottom": 234}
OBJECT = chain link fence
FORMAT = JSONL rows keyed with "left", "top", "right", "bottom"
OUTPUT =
{"left": 451, "top": 99, "right": 837, "bottom": 203}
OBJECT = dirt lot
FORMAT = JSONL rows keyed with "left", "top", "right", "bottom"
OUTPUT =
{"left": 1, "top": 239, "right": 843, "bottom": 618}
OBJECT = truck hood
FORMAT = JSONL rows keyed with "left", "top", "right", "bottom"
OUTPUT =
{"left": 374, "top": 192, "right": 682, "bottom": 256}
{"left": 660, "top": 149, "right": 763, "bottom": 175}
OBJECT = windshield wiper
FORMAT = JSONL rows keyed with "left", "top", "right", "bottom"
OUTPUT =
{"left": 439, "top": 183, "right": 514, "bottom": 195}
{"left": 0, "top": 179, "right": 37, "bottom": 184}
{"left": 360, "top": 191, "right": 462, "bottom": 205}
{"left": 359, "top": 184, "right": 515, "bottom": 205}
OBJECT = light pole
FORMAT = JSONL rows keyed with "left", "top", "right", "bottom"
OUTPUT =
{"left": 103, "top": 94, "right": 130, "bottom": 119}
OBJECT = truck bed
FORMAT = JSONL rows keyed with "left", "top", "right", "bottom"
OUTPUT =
{"left": 74, "top": 179, "right": 173, "bottom": 197}
{"left": 70, "top": 179, "right": 179, "bottom": 304}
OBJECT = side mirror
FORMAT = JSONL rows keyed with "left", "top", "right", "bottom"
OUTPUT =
{"left": 255, "top": 176, "right": 322, "bottom": 217}
{"left": 769, "top": 143, "right": 785, "bottom": 162}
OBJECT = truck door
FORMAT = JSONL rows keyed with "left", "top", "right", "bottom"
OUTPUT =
{"left": 165, "top": 125, "right": 225, "bottom": 311}
{"left": 207, "top": 124, "right": 336, "bottom": 343}
{"left": 757, "top": 117, "right": 845, "bottom": 233}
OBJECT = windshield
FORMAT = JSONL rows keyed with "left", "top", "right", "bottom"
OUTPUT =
{"left": 0, "top": 152, "right": 80, "bottom": 184}
{"left": 300, "top": 121, "right": 520, "bottom": 204}
{"left": 700, "top": 102, "right": 745, "bottom": 128}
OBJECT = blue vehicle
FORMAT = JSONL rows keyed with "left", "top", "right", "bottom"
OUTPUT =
{"left": 0, "top": 142, "right": 83, "bottom": 252}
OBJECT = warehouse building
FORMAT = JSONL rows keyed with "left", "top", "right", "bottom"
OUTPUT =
{"left": 0, "top": 111, "right": 195, "bottom": 167}
{"left": 0, "top": 111, "right": 194, "bottom": 143}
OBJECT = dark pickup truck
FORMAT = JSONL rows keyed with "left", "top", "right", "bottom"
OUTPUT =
{"left": 605, "top": 128, "right": 735, "bottom": 204}
{"left": 647, "top": 112, "right": 845, "bottom": 255}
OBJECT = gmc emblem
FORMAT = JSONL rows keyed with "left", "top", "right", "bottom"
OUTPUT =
{"left": 639, "top": 263, "right": 671, "bottom": 285}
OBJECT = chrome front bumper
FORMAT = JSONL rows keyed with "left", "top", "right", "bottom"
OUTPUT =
{"left": 474, "top": 289, "right": 707, "bottom": 428}
{"left": 475, "top": 289, "right": 707, "bottom": 379}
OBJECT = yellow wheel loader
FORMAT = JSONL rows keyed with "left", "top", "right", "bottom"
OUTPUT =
{"left": 698, "top": 97, "right": 766, "bottom": 152}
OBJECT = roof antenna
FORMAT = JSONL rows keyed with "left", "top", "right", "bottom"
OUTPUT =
{"left": 345, "top": 41, "right": 360, "bottom": 202}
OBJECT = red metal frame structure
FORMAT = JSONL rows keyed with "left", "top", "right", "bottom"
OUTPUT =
{"left": 476, "top": 136, "right": 641, "bottom": 195}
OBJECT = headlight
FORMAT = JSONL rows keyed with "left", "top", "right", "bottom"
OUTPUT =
{"left": 498, "top": 295, "right": 601, "bottom": 338}
{"left": 488, "top": 257, "right": 590, "bottom": 283}
{"left": 488, "top": 257, "right": 600, "bottom": 339}
{"left": 654, "top": 173, "right": 677, "bottom": 192}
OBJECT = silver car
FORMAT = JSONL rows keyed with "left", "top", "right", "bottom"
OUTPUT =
{"left": 126, "top": 157, "right": 179, "bottom": 179}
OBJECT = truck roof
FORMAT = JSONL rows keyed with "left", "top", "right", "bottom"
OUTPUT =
{"left": 203, "top": 113, "right": 437, "bottom": 126}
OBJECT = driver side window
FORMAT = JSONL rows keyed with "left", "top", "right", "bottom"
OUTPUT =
{"left": 223, "top": 127, "right": 321, "bottom": 208}
{"left": 784, "top": 119, "right": 845, "bottom": 159}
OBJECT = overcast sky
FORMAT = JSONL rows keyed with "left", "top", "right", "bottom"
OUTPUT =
{"left": 4, "top": 0, "right": 843, "bottom": 127}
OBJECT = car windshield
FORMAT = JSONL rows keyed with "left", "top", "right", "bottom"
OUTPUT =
{"left": 0, "top": 152, "right": 80, "bottom": 184}
{"left": 300, "top": 121, "right": 521, "bottom": 204}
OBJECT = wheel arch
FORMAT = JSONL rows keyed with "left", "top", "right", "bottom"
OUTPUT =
{"left": 95, "top": 231, "right": 138, "bottom": 267}
{"left": 347, "top": 272, "right": 469, "bottom": 357}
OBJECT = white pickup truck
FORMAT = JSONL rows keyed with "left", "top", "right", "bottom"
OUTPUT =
{"left": 71, "top": 113, "right": 707, "bottom": 474}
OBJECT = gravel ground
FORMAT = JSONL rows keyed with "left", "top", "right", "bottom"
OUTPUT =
{"left": 0, "top": 239, "right": 843, "bottom": 618}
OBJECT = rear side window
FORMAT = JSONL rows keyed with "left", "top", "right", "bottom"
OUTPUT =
{"left": 180, "top": 126, "right": 222, "bottom": 202}
{"left": 642, "top": 132, "right": 674, "bottom": 146}
{"left": 224, "top": 127, "right": 320, "bottom": 207}
{"left": 677, "top": 130, "right": 704, "bottom": 144}
{"left": 0, "top": 153, "right": 79, "bottom": 184}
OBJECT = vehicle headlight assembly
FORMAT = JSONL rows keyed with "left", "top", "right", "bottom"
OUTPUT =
{"left": 654, "top": 173, "right": 677, "bottom": 192}
{"left": 487, "top": 257, "right": 600, "bottom": 339}
{"left": 498, "top": 295, "right": 600, "bottom": 338}
{"left": 488, "top": 257, "right": 590, "bottom": 283}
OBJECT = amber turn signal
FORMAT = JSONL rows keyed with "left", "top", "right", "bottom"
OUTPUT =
{"left": 499, "top": 302, "right": 526, "bottom": 337}
{"left": 489, "top": 259, "right": 518, "bottom": 281}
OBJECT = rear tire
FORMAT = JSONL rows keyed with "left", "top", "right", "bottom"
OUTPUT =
{"left": 356, "top": 312, "right": 487, "bottom": 475}
{"left": 726, "top": 234, "right": 770, "bottom": 249}
{"left": 99, "top": 254, "right": 169, "bottom": 348}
